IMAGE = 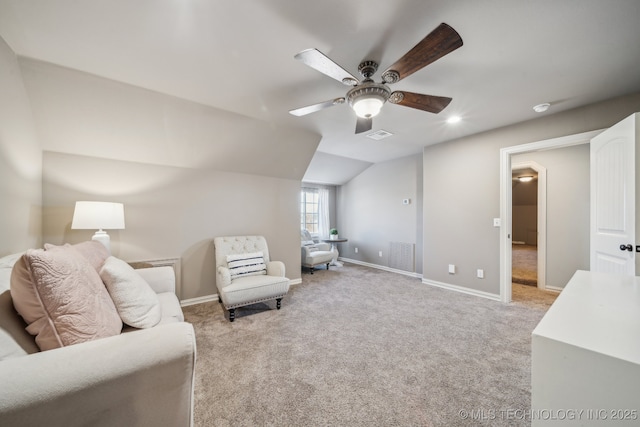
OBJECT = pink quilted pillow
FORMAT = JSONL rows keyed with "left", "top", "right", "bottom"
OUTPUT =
{"left": 10, "top": 247, "right": 122, "bottom": 351}
{"left": 44, "top": 241, "right": 110, "bottom": 271}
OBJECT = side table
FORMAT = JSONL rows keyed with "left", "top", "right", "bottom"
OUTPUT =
{"left": 320, "top": 238, "right": 348, "bottom": 266}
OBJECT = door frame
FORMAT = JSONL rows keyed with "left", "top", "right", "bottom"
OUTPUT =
{"left": 511, "top": 160, "right": 547, "bottom": 290}
{"left": 499, "top": 129, "right": 604, "bottom": 303}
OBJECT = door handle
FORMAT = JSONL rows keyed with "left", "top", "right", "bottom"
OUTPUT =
{"left": 620, "top": 244, "right": 633, "bottom": 252}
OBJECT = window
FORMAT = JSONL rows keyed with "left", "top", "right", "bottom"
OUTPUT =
{"left": 301, "top": 187, "right": 319, "bottom": 234}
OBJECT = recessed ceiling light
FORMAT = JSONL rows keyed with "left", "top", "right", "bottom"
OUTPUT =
{"left": 446, "top": 116, "right": 461, "bottom": 124}
{"left": 533, "top": 103, "right": 550, "bottom": 113}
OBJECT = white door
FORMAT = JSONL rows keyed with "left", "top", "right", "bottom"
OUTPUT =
{"left": 590, "top": 113, "right": 638, "bottom": 275}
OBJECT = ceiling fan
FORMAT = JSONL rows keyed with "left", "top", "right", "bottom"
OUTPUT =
{"left": 289, "top": 23, "right": 463, "bottom": 134}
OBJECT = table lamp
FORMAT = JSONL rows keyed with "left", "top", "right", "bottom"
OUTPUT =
{"left": 71, "top": 201, "right": 125, "bottom": 253}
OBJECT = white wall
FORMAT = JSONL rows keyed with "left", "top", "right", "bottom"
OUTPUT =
{"left": 337, "top": 154, "right": 423, "bottom": 274}
{"left": 423, "top": 92, "right": 640, "bottom": 296}
{"left": 0, "top": 36, "right": 41, "bottom": 255}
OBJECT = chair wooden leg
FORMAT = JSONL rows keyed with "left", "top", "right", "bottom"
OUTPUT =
{"left": 276, "top": 298, "right": 282, "bottom": 310}
{"left": 229, "top": 308, "right": 235, "bottom": 322}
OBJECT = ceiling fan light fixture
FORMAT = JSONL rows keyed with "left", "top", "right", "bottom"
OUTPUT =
{"left": 347, "top": 82, "right": 391, "bottom": 118}
{"left": 353, "top": 97, "right": 384, "bottom": 118}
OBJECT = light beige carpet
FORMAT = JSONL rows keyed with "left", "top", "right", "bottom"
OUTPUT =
{"left": 512, "top": 245, "right": 537, "bottom": 286}
{"left": 512, "top": 283, "right": 558, "bottom": 310}
{"left": 184, "top": 264, "right": 553, "bottom": 426}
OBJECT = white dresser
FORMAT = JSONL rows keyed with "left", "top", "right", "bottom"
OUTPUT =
{"left": 531, "top": 270, "right": 640, "bottom": 426}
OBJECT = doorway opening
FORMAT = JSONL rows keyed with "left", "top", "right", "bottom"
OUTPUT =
{"left": 511, "top": 162, "right": 546, "bottom": 291}
{"left": 499, "top": 129, "right": 603, "bottom": 303}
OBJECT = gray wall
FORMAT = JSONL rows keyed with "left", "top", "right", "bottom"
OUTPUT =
{"left": 512, "top": 173, "right": 537, "bottom": 245}
{"left": 11, "top": 55, "right": 321, "bottom": 301}
{"left": 42, "top": 152, "right": 301, "bottom": 300}
{"left": 18, "top": 58, "right": 320, "bottom": 177}
{"left": 513, "top": 144, "right": 590, "bottom": 289}
{"left": 337, "top": 154, "right": 423, "bottom": 274}
{"left": 423, "top": 92, "right": 640, "bottom": 296}
{"left": 0, "top": 36, "right": 42, "bottom": 255}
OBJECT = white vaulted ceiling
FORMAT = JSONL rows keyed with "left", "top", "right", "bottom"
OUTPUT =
{"left": 1, "top": 0, "right": 640, "bottom": 183}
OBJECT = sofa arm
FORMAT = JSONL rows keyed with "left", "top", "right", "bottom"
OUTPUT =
{"left": 0, "top": 322, "right": 196, "bottom": 427}
{"left": 136, "top": 266, "right": 175, "bottom": 294}
{"left": 267, "top": 260, "right": 285, "bottom": 277}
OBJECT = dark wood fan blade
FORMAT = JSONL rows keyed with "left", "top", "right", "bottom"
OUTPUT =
{"left": 295, "top": 49, "right": 359, "bottom": 86}
{"left": 355, "top": 117, "right": 372, "bottom": 134}
{"left": 389, "top": 91, "right": 452, "bottom": 114}
{"left": 381, "top": 23, "right": 463, "bottom": 83}
{"left": 289, "top": 98, "right": 345, "bottom": 116}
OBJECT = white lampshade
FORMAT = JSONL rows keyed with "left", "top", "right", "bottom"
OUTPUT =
{"left": 71, "top": 201, "right": 125, "bottom": 253}
{"left": 72, "top": 201, "right": 125, "bottom": 230}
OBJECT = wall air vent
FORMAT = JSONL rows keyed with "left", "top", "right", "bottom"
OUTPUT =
{"left": 366, "top": 129, "right": 394, "bottom": 140}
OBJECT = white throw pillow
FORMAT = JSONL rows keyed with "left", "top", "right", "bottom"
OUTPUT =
{"left": 100, "top": 256, "right": 162, "bottom": 329}
{"left": 227, "top": 251, "right": 266, "bottom": 278}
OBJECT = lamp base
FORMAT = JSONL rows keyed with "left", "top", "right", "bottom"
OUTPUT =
{"left": 91, "top": 230, "right": 111, "bottom": 254}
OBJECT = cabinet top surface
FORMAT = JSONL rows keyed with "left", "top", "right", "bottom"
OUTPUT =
{"left": 532, "top": 270, "right": 640, "bottom": 364}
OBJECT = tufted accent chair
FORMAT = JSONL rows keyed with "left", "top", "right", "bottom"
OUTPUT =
{"left": 213, "top": 236, "right": 290, "bottom": 322}
{"left": 300, "top": 229, "right": 335, "bottom": 274}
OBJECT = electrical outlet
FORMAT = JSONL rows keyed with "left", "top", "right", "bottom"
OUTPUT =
{"left": 448, "top": 264, "right": 456, "bottom": 274}
{"left": 477, "top": 269, "right": 484, "bottom": 279}
{"left": 354, "top": 247, "right": 358, "bottom": 253}
{"left": 378, "top": 251, "right": 383, "bottom": 257}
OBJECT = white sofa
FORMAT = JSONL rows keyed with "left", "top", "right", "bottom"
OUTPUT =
{"left": 0, "top": 248, "right": 197, "bottom": 427}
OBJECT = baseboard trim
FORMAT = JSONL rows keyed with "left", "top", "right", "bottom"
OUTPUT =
{"left": 422, "top": 278, "right": 501, "bottom": 302}
{"left": 181, "top": 295, "right": 217, "bottom": 307}
{"left": 339, "top": 257, "right": 422, "bottom": 279}
{"left": 179, "top": 278, "right": 303, "bottom": 307}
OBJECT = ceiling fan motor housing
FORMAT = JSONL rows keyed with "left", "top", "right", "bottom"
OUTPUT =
{"left": 358, "top": 60, "right": 378, "bottom": 79}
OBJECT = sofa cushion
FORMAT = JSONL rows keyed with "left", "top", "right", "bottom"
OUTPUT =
{"left": 227, "top": 251, "right": 267, "bottom": 279}
{"left": 222, "top": 274, "right": 290, "bottom": 307}
{"left": 10, "top": 248, "right": 122, "bottom": 351}
{"left": 100, "top": 256, "right": 162, "bottom": 329}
